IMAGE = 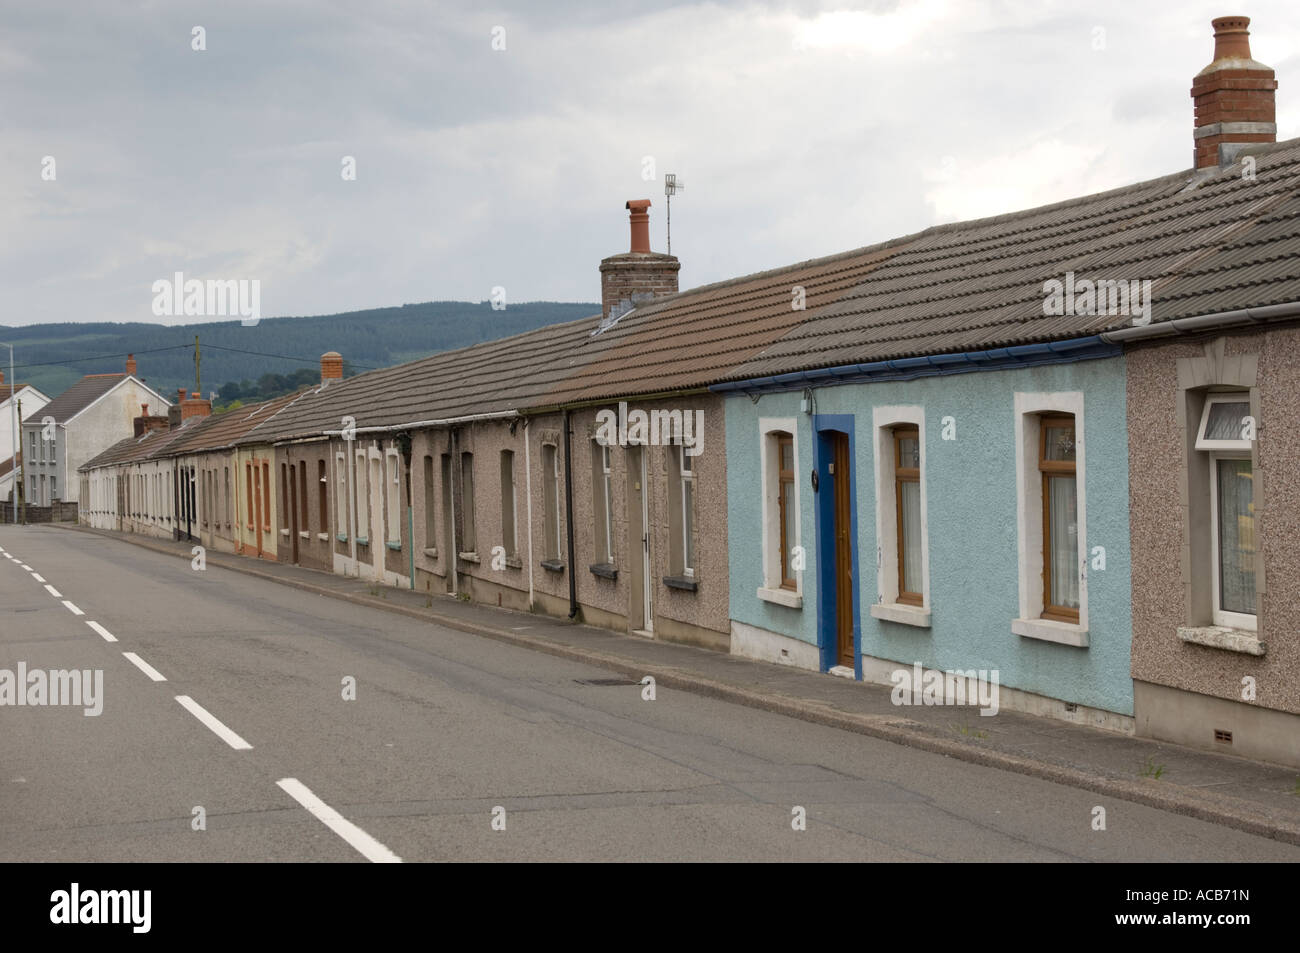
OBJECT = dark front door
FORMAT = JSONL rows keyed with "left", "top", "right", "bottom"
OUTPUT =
{"left": 832, "top": 432, "right": 854, "bottom": 668}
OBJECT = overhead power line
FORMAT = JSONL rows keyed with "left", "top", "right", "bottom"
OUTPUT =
{"left": 6, "top": 344, "right": 194, "bottom": 371}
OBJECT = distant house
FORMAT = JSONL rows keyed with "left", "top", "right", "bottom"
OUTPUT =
{"left": 0, "top": 371, "right": 51, "bottom": 504}
{"left": 22, "top": 355, "right": 170, "bottom": 506}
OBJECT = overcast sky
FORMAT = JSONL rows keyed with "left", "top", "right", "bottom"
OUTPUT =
{"left": 2, "top": 0, "right": 1296, "bottom": 327}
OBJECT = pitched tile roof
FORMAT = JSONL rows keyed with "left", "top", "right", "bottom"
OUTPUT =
{"left": 1, "top": 383, "right": 37, "bottom": 403}
{"left": 85, "top": 138, "right": 1300, "bottom": 458}
{"left": 236, "top": 316, "right": 599, "bottom": 443}
{"left": 550, "top": 137, "right": 1300, "bottom": 398}
{"left": 78, "top": 416, "right": 207, "bottom": 471}
{"left": 166, "top": 392, "right": 303, "bottom": 453}
{"left": 37, "top": 374, "right": 129, "bottom": 424}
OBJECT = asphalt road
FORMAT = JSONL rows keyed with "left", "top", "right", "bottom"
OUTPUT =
{"left": 2, "top": 524, "right": 1297, "bottom": 862}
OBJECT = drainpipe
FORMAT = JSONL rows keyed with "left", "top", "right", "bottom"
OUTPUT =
{"left": 397, "top": 431, "right": 414, "bottom": 589}
{"left": 347, "top": 439, "right": 357, "bottom": 574}
{"left": 563, "top": 409, "right": 578, "bottom": 619}
{"left": 447, "top": 428, "right": 458, "bottom": 595}
{"left": 523, "top": 417, "right": 535, "bottom": 610}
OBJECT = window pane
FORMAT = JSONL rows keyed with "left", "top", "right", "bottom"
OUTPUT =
{"left": 1047, "top": 475, "right": 1079, "bottom": 608}
{"left": 1044, "top": 423, "right": 1076, "bottom": 462}
{"left": 897, "top": 436, "right": 919, "bottom": 469}
{"left": 683, "top": 479, "right": 695, "bottom": 571}
{"left": 1205, "top": 401, "right": 1251, "bottom": 442}
{"left": 603, "top": 471, "right": 614, "bottom": 562}
{"left": 1217, "top": 458, "right": 1256, "bottom": 615}
{"left": 780, "top": 479, "right": 795, "bottom": 579}
{"left": 900, "top": 480, "right": 922, "bottom": 593}
{"left": 779, "top": 440, "right": 793, "bottom": 472}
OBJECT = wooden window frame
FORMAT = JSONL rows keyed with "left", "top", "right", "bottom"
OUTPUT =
{"left": 261, "top": 461, "right": 271, "bottom": 532}
{"left": 777, "top": 433, "right": 796, "bottom": 590}
{"left": 317, "top": 459, "right": 328, "bottom": 538}
{"left": 421, "top": 455, "right": 436, "bottom": 549}
{"left": 280, "top": 463, "right": 290, "bottom": 530}
{"left": 500, "top": 449, "right": 517, "bottom": 558}
{"left": 459, "top": 451, "right": 476, "bottom": 554}
{"left": 385, "top": 449, "right": 403, "bottom": 546}
{"left": 541, "top": 443, "right": 560, "bottom": 561}
{"left": 245, "top": 463, "right": 254, "bottom": 528}
{"left": 1038, "top": 414, "right": 1079, "bottom": 624}
{"left": 893, "top": 426, "right": 923, "bottom": 607}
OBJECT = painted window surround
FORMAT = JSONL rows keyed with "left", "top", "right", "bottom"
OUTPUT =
{"left": 757, "top": 417, "right": 802, "bottom": 609}
{"left": 1174, "top": 342, "right": 1263, "bottom": 655}
{"left": 1012, "top": 391, "right": 1090, "bottom": 648}
{"left": 870, "top": 406, "right": 930, "bottom": 627}
{"left": 385, "top": 448, "right": 402, "bottom": 546}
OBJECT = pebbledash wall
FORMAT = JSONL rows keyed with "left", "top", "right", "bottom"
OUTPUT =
{"left": 1127, "top": 329, "right": 1300, "bottom": 766}
{"left": 393, "top": 397, "right": 730, "bottom": 651}
{"left": 724, "top": 353, "right": 1135, "bottom": 721}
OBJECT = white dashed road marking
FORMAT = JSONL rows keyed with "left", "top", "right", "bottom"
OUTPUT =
{"left": 86, "top": 621, "right": 118, "bottom": 643}
{"left": 122, "top": 652, "right": 167, "bottom": 682}
{"left": 62, "top": 600, "right": 84, "bottom": 616}
{"left": 276, "top": 778, "right": 402, "bottom": 864}
{"left": 43, "top": 584, "right": 62, "bottom": 598}
{"left": 175, "top": 696, "right": 252, "bottom": 751}
{"left": 32, "top": 573, "right": 45, "bottom": 582}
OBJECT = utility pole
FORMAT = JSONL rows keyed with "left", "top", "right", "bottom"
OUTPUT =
{"left": 194, "top": 334, "right": 201, "bottom": 397}
{"left": 15, "top": 395, "right": 23, "bottom": 524}
{"left": 2, "top": 342, "right": 15, "bottom": 523}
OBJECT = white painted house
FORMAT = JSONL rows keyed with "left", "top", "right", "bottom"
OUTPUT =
{"left": 0, "top": 373, "right": 51, "bottom": 505}
{"left": 21, "top": 356, "right": 171, "bottom": 507}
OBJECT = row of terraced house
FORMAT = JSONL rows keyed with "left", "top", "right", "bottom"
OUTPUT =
{"left": 79, "top": 18, "right": 1300, "bottom": 767}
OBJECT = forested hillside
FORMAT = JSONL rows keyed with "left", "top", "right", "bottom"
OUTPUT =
{"left": 1, "top": 301, "right": 597, "bottom": 405}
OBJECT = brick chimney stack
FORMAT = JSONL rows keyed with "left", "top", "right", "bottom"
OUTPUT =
{"left": 125, "top": 353, "right": 137, "bottom": 377}
{"left": 134, "top": 403, "right": 169, "bottom": 436}
{"left": 1192, "top": 16, "right": 1277, "bottom": 169}
{"left": 321, "top": 351, "right": 344, "bottom": 386}
{"left": 599, "top": 199, "right": 680, "bottom": 322}
{"left": 180, "top": 391, "right": 212, "bottom": 421}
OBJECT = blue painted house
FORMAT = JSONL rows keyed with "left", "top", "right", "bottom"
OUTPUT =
{"left": 664, "top": 137, "right": 1294, "bottom": 727}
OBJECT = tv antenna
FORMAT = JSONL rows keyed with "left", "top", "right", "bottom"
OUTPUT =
{"left": 664, "top": 173, "right": 685, "bottom": 255}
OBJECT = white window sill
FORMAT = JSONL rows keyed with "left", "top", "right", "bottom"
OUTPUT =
{"left": 870, "top": 602, "right": 931, "bottom": 628}
{"left": 279, "top": 529, "right": 290, "bottom": 537}
{"left": 459, "top": 551, "right": 480, "bottom": 564}
{"left": 1178, "top": 625, "right": 1265, "bottom": 656}
{"left": 1013, "top": 617, "right": 1089, "bottom": 648}
{"left": 757, "top": 586, "right": 802, "bottom": 609}
{"left": 299, "top": 531, "right": 310, "bottom": 540}
{"left": 422, "top": 547, "right": 438, "bottom": 559}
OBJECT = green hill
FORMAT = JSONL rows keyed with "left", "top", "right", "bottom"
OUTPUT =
{"left": 1, "top": 301, "right": 597, "bottom": 405}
